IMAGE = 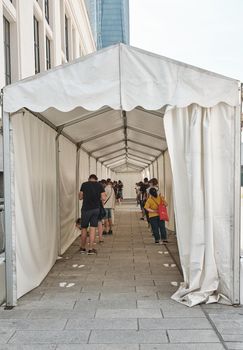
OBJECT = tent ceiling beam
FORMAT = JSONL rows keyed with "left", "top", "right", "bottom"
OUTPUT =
{"left": 97, "top": 149, "right": 124, "bottom": 160}
{"left": 79, "top": 126, "right": 123, "bottom": 144}
{"left": 90, "top": 140, "right": 125, "bottom": 154}
{"left": 126, "top": 161, "right": 144, "bottom": 170}
{"left": 105, "top": 157, "right": 126, "bottom": 167}
{"left": 135, "top": 106, "right": 165, "bottom": 119}
{"left": 128, "top": 139, "right": 162, "bottom": 152}
{"left": 127, "top": 125, "right": 166, "bottom": 141}
{"left": 57, "top": 107, "right": 112, "bottom": 129}
{"left": 127, "top": 153, "right": 151, "bottom": 164}
{"left": 102, "top": 153, "right": 126, "bottom": 164}
{"left": 128, "top": 151, "right": 154, "bottom": 162}
{"left": 127, "top": 147, "right": 156, "bottom": 159}
{"left": 127, "top": 157, "right": 148, "bottom": 167}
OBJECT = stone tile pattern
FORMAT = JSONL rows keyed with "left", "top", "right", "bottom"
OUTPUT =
{"left": 0, "top": 201, "right": 241, "bottom": 349}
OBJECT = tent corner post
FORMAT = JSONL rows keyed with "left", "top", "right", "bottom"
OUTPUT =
{"left": 76, "top": 146, "right": 81, "bottom": 219}
{"left": 55, "top": 135, "right": 61, "bottom": 256}
{"left": 2, "top": 109, "right": 17, "bottom": 307}
{"left": 232, "top": 94, "right": 241, "bottom": 304}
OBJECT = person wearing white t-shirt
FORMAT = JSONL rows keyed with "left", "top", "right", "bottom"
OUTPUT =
{"left": 103, "top": 179, "right": 116, "bottom": 235}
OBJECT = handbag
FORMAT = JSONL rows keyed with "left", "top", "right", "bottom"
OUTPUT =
{"left": 99, "top": 205, "right": 106, "bottom": 219}
{"left": 151, "top": 196, "right": 169, "bottom": 222}
{"left": 158, "top": 201, "right": 169, "bottom": 222}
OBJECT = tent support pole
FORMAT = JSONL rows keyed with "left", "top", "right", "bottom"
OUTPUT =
{"left": 163, "top": 152, "right": 166, "bottom": 196}
{"left": 76, "top": 146, "right": 81, "bottom": 219}
{"left": 2, "top": 109, "right": 16, "bottom": 307}
{"left": 232, "top": 85, "right": 242, "bottom": 304}
{"left": 55, "top": 134, "right": 61, "bottom": 256}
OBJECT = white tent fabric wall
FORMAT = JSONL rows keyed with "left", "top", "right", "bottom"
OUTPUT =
{"left": 59, "top": 136, "right": 79, "bottom": 254}
{"left": 12, "top": 111, "right": 57, "bottom": 298}
{"left": 157, "top": 154, "right": 165, "bottom": 196}
{"left": 90, "top": 156, "right": 97, "bottom": 174}
{"left": 164, "top": 151, "right": 175, "bottom": 232}
{"left": 153, "top": 160, "right": 158, "bottom": 178}
{"left": 164, "top": 103, "right": 236, "bottom": 306}
{"left": 97, "top": 162, "right": 102, "bottom": 179}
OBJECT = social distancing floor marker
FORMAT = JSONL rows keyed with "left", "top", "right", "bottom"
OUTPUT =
{"left": 171, "top": 281, "right": 178, "bottom": 286}
{"left": 59, "top": 282, "right": 76, "bottom": 288}
{"left": 72, "top": 264, "right": 85, "bottom": 268}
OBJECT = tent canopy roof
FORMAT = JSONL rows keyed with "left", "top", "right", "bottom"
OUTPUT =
{"left": 3, "top": 44, "right": 239, "bottom": 171}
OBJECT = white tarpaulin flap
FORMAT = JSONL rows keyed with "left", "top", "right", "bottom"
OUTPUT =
{"left": 12, "top": 111, "right": 57, "bottom": 298}
{"left": 3, "top": 44, "right": 239, "bottom": 114}
{"left": 164, "top": 103, "right": 235, "bottom": 306}
{"left": 164, "top": 151, "right": 175, "bottom": 232}
{"left": 59, "top": 136, "right": 79, "bottom": 254}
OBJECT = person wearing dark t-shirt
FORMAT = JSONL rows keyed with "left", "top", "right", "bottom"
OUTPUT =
{"left": 79, "top": 174, "right": 106, "bottom": 255}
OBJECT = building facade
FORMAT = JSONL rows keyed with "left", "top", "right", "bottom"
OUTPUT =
{"left": 0, "top": 0, "right": 96, "bottom": 305}
{"left": 85, "top": 0, "right": 129, "bottom": 49}
{"left": 0, "top": 0, "right": 96, "bottom": 89}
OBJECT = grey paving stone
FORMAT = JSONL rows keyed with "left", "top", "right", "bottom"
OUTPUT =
{"left": 99, "top": 292, "right": 158, "bottom": 301}
{"left": 140, "top": 345, "right": 225, "bottom": 350}
{"left": 222, "top": 334, "right": 243, "bottom": 341}
{"left": 139, "top": 317, "right": 212, "bottom": 329}
{"left": 0, "top": 310, "right": 30, "bottom": 319}
{"left": 74, "top": 300, "right": 137, "bottom": 309}
{"left": 95, "top": 308, "right": 162, "bottom": 318}
{"left": 28, "top": 309, "right": 95, "bottom": 319}
{"left": 17, "top": 301, "right": 75, "bottom": 310}
{"left": 9, "top": 330, "right": 90, "bottom": 344}
{"left": 0, "top": 345, "right": 56, "bottom": 350}
{"left": 0, "top": 319, "right": 67, "bottom": 330}
{"left": 89, "top": 330, "right": 168, "bottom": 343}
{"left": 0, "top": 329, "right": 16, "bottom": 344}
{"left": 225, "top": 343, "right": 243, "bottom": 349}
{"left": 168, "top": 329, "right": 220, "bottom": 343}
{"left": 56, "top": 345, "right": 139, "bottom": 350}
{"left": 65, "top": 318, "right": 137, "bottom": 330}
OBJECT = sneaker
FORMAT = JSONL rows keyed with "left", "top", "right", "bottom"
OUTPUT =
{"left": 108, "top": 230, "right": 113, "bottom": 235}
{"left": 79, "top": 248, "right": 86, "bottom": 254}
{"left": 163, "top": 240, "right": 169, "bottom": 243}
{"left": 87, "top": 249, "right": 97, "bottom": 255}
{"left": 140, "top": 217, "right": 145, "bottom": 220}
{"left": 99, "top": 240, "right": 104, "bottom": 243}
{"left": 103, "top": 231, "right": 107, "bottom": 235}
{"left": 155, "top": 241, "right": 160, "bottom": 244}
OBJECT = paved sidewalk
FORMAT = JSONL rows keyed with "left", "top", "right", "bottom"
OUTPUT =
{"left": 0, "top": 202, "right": 242, "bottom": 349}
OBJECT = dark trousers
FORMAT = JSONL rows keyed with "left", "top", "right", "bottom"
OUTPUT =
{"left": 149, "top": 216, "right": 167, "bottom": 241}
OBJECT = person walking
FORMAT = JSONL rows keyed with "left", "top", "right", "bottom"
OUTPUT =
{"left": 103, "top": 178, "right": 116, "bottom": 235}
{"left": 79, "top": 174, "right": 106, "bottom": 254}
{"left": 144, "top": 187, "right": 168, "bottom": 244}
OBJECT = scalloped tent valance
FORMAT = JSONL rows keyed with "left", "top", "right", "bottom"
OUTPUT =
{"left": 3, "top": 43, "right": 239, "bottom": 114}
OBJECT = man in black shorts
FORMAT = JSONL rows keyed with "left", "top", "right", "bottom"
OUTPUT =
{"left": 79, "top": 174, "right": 106, "bottom": 255}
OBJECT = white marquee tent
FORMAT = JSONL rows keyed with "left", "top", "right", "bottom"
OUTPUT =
{"left": 2, "top": 44, "right": 241, "bottom": 307}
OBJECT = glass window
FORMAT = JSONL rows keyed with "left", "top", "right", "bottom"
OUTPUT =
{"left": 46, "top": 36, "right": 51, "bottom": 70}
{"left": 3, "top": 16, "right": 11, "bottom": 85}
{"left": 33, "top": 16, "right": 40, "bottom": 74}
{"left": 45, "top": 0, "right": 49, "bottom": 23}
{"left": 65, "top": 15, "right": 69, "bottom": 61}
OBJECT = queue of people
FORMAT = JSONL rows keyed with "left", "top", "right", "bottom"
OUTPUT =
{"left": 78, "top": 175, "right": 123, "bottom": 255}
{"left": 136, "top": 177, "right": 169, "bottom": 245}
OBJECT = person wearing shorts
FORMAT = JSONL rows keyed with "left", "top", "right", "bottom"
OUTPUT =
{"left": 103, "top": 179, "right": 116, "bottom": 235}
{"left": 79, "top": 174, "right": 106, "bottom": 255}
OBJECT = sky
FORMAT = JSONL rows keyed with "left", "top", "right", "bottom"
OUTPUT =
{"left": 129, "top": 0, "right": 243, "bottom": 81}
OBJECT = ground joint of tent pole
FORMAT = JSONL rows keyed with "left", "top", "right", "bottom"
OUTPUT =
{"left": 4, "top": 305, "right": 15, "bottom": 310}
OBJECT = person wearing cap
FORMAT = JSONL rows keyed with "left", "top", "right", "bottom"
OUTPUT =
{"left": 144, "top": 187, "right": 168, "bottom": 244}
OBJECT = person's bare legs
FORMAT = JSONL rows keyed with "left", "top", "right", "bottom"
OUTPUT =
{"left": 108, "top": 218, "right": 112, "bottom": 234}
{"left": 104, "top": 218, "right": 109, "bottom": 234}
{"left": 89, "top": 226, "right": 96, "bottom": 250}
{"left": 81, "top": 228, "right": 87, "bottom": 249}
{"left": 98, "top": 221, "right": 104, "bottom": 242}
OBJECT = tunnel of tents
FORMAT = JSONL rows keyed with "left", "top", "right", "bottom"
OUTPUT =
{"left": 2, "top": 43, "right": 241, "bottom": 307}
